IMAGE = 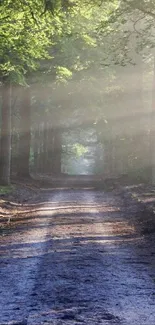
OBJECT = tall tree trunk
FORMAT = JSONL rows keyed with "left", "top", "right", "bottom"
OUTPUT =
{"left": 38, "top": 123, "right": 44, "bottom": 173}
{"left": 17, "top": 87, "right": 31, "bottom": 177}
{"left": 52, "top": 128, "right": 62, "bottom": 175}
{"left": 33, "top": 128, "right": 40, "bottom": 174}
{"left": 42, "top": 122, "right": 48, "bottom": 173}
{"left": 11, "top": 85, "right": 19, "bottom": 176}
{"left": 150, "top": 55, "right": 155, "bottom": 184}
{"left": 46, "top": 126, "right": 54, "bottom": 173}
{"left": 0, "top": 82, "right": 12, "bottom": 185}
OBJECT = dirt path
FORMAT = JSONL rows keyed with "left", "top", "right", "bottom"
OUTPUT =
{"left": 0, "top": 189, "right": 155, "bottom": 325}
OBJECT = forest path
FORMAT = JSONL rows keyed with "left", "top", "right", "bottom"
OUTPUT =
{"left": 0, "top": 189, "right": 155, "bottom": 325}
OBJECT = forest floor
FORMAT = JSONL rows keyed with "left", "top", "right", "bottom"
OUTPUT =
{"left": 0, "top": 178, "right": 155, "bottom": 325}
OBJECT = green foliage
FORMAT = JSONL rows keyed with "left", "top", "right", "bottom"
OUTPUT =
{"left": 0, "top": 0, "right": 116, "bottom": 85}
{"left": 0, "top": 0, "right": 54, "bottom": 83}
{"left": 56, "top": 66, "right": 72, "bottom": 83}
{"left": 85, "top": 1, "right": 155, "bottom": 68}
{"left": 1, "top": 0, "right": 155, "bottom": 85}
{"left": 72, "top": 143, "right": 88, "bottom": 158}
{"left": 0, "top": 185, "right": 14, "bottom": 195}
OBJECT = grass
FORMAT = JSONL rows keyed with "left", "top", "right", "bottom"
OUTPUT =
{"left": 0, "top": 185, "right": 14, "bottom": 195}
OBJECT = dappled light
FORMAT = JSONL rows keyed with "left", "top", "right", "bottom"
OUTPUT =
{"left": 0, "top": 189, "right": 155, "bottom": 325}
{"left": 1, "top": 1, "right": 155, "bottom": 324}
{"left": 1, "top": 189, "right": 155, "bottom": 325}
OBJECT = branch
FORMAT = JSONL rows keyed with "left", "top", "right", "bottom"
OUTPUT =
{"left": 132, "top": 13, "right": 146, "bottom": 35}
{"left": 123, "top": 0, "right": 155, "bottom": 19}
{"left": 19, "top": 0, "right": 40, "bottom": 25}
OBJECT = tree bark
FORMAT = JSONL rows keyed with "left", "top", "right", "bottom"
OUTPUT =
{"left": 42, "top": 122, "right": 48, "bottom": 173}
{"left": 38, "top": 123, "right": 44, "bottom": 173}
{"left": 33, "top": 128, "right": 40, "bottom": 174}
{"left": 52, "top": 128, "right": 62, "bottom": 174}
{"left": 10, "top": 85, "right": 19, "bottom": 176}
{"left": 150, "top": 55, "right": 155, "bottom": 184}
{"left": 0, "top": 82, "right": 12, "bottom": 185}
{"left": 46, "top": 126, "right": 54, "bottom": 173}
{"left": 17, "top": 87, "right": 31, "bottom": 177}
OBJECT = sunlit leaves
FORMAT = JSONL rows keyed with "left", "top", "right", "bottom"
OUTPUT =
{"left": 2, "top": 0, "right": 149, "bottom": 85}
{"left": 71, "top": 143, "right": 88, "bottom": 158}
{"left": 0, "top": 0, "right": 54, "bottom": 82}
{"left": 0, "top": 0, "right": 108, "bottom": 84}
{"left": 56, "top": 66, "right": 72, "bottom": 83}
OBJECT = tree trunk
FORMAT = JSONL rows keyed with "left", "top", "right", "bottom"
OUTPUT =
{"left": 33, "top": 128, "right": 40, "bottom": 174}
{"left": 150, "top": 55, "right": 155, "bottom": 184}
{"left": 46, "top": 126, "right": 54, "bottom": 173}
{"left": 42, "top": 122, "right": 48, "bottom": 173}
{"left": 0, "top": 82, "right": 12, "bottom": 185}
{"left": 52, "top": 128, "right": 62, "bottom": 175}
{"left": 17, "top": 87, "right": 31, "bottom": 177}
{"left": 10, "top": 85, "right": 19, "bottom": 176}
{"left": 38, "top": 123, "right": 44, "bottom": 173}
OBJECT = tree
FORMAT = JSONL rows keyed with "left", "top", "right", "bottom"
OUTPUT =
{"left": 1, "top": 0, "right": 155, "bottom": 183}
{"left": 17, "top": 87, "right": 31, "bottom": 177}
{"left": 1, "top": 0, "right": 116, "bottom": 182}
{"left": 0, "top": 81, "right": 11, "bottom": 185}
{"left": 0, "top": 0, "right": 54, "bottom": 183}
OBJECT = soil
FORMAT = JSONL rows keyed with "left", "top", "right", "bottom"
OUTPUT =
{"left": 0, "top": 180, "right": 155, "bottom": 325}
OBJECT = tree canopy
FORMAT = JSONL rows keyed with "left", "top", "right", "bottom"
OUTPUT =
{"left": 1, "top": 0, "right": 155, "bottom": 184}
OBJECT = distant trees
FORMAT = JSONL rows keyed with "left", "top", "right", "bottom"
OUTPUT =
{"left": 0, "top": 0, "right": 54, "bottom": 184}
